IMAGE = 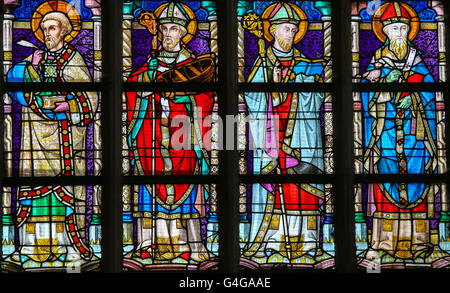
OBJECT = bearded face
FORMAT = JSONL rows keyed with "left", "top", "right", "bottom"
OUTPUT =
{"left": 42, "top": 19, "right": 66, "bottom": 51}
{"left": 275, "top": 34, "right": 293, "bottom": 52}
{"left": 45, "top": 37, "right": 59, "bottom": 50}
{"left": 384, "top": 22, "right": 410, "bottom": 60}
{"left": 271, "top": 23, "right": 298, "bottom": 53}
{"left": 160, "top": 23, "right": 184, "bottom": 52}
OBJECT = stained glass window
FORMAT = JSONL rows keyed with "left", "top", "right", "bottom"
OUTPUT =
{"left": 354, "top": 91, "right": 446, "bottom": 175}
{"left": 238, "top": 92, "right": 334, "bottom": 176}
{"left": 237, "top": 0, "right": 335, "bottom": 270}
{"left": 239, "top": 183, "right": 334, "bottom": 268}
{"left": 352, "top": 1, "right": 445, "bottom": 83}
{"left": 2, "top": 185, "right": 102, "bottom": 271}
{"left": 121, "top": 1, "right": 219, "bottom": 271}
{"left": 122, "top": 184, "right": 218, "bottom": 270}
{"left": 352, "top": 1, "right": 450, "bottom": 269}
{"left": 238, "top": 1, "right": 332, "bottom": 83}
{"left": 3, "top": 92, "right": 102, "bottom": 177}
{"left": 0, "top": 0, "right": 448, "bottom": 275}
{"left": 3, "top": 0, "right": 103, "bottom": 83}
{"left": 355, "top": 182, "right": 449, "bottom": 269}
{"left": 238, "top": 93, "right": 335, "bottom": 268}
{"left": 1, "top": 0, "right": 103, "bottom": 272}
{"left": 123, "top": 0, "right": 217, "bottom": 82}
{"left": 122, "top": 92, "right": 219, "bottom": 176}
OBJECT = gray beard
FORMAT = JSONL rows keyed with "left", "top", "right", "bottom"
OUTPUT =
{"left": 390, "top": 38, "right": 408, "bottom": 60}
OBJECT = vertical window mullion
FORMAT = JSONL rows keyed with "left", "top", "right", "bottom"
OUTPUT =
{"left": 100, "top": 0, "right": 123, "bottom": 273}
{"left": 217, "top": 0, "right": 240, "bottom": 272}
{"left": 332, "top": 0, "right": 357, "bottom": 272}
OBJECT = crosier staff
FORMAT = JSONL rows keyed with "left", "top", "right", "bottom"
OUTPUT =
{"left": 139, "top": 11, "right": 158, "bottom": 258}
{"left": 243, "top": 13, "right": 269, "bottom": 82}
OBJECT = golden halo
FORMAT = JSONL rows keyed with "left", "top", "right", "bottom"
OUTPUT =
{"left": 154, "top": 2, "right": 197, "bottom": 45}
{"left": 372, "top": 2, "right": 419, "bottom": 43}
{"left": 31, "top": 0, "right": 81, "bottom": 44}
{"left": 261, "top": 2, "right": 308, "bottom": 44}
